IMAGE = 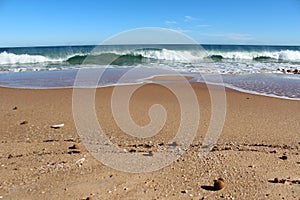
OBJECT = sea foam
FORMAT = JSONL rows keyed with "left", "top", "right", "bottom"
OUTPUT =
{"left": 0, "top": 51, "right": 62, "bottom": 65}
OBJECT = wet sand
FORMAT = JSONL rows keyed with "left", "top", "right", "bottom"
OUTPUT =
{"left": 0, "top": 83, "right": 299, "bottom": 199}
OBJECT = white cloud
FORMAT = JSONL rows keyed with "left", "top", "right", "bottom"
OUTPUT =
{"left": 184, "top": 15, "right": 199, "bottom": 22}
{"left": 165, "top": 20, "right": 177, "bottom": 24}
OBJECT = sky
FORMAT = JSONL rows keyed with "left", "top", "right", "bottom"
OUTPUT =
{"left": 0, "top": 0, "right": 300, "bottom": 47}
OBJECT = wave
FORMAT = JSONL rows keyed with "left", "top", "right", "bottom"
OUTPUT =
{"left": 0, "top": 51, "right": 63, "bottom": 65}
{"left": 1, "top": 48, "right": 300, "bottom": 67}
{"left": 66, "top": 53, "right": 155, "bottom": 65}
{"left": 205, "top": 50, "right": 300, "bottom": 61}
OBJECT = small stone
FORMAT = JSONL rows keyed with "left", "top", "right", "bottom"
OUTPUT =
{"left": 13, "top": 106, "right": 18, "bottom": 110}
{"left": 158, "top": 142, "right": 165, "bottom": 146}
{"left": 278, "top": 179, "right": 286, "bottom": 184}
{"left": 168, "top": 141, "right": 178, "bottom": 147}
{"left": 279, "top": 155, "right": 287, "bottom": 160}
{"left": 291, "top": 180, "right": 300, "bottom": 184}
{"left": 274, "top": 178, "right": 279, "bottom": 183}
{"left": 128, "top": 149, "right": 136, "bottom": 153}
{"left": 69, "top": 144, "right": 80, "bottom": 150}
{"left": 214, "top": 178, "right": 225, "bottom": 190}
{"left": 181, "top": 190, "right": 187, "bottom": 194}
{"left": 20, "top": 121, "right": 28, "bottom": 125}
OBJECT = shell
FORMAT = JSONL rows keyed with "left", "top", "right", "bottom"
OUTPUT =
{"left": 50, "top": 123, "right": 64, "bottom": 129}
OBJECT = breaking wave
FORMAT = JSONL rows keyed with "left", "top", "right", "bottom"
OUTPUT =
{"left": 2, "top": 48, "right": 300, "bottom": 66}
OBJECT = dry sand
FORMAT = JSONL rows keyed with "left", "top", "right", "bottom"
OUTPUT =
{"left": 0, "top": 83, "right": 299, "bottom": 199}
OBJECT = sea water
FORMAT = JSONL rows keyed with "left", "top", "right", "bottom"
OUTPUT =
{"left": 0, "top": 44, "right": 300, "bottom": 100}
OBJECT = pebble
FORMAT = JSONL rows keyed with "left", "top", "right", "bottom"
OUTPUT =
{"left": 128, "top": 149, "right": 136, "bottom": 153}
{"left": 181, "top": 190, "right": 188, "bottom": 194}
{"left": 279, "top": 155, "right": 287, "bottom": 160}
{"left": 20, "top": 121, "right": 28, "bottom": 125}
{"left": 273, "top": 178, "right": 286, "bottom": 184}
{"left": 69, "top": 144, "right": 80, "bottom": 150}
{"left": 214, "top": 178, "right": 225, "bottom": 190}
{"left": 13, "top": 106, "right": 18, "bottom": 110}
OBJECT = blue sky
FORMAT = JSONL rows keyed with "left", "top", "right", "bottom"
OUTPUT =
{"left": 0, "top": 0, "right": 300, "bottom": 47}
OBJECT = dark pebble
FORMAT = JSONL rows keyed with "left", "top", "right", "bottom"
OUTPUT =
{"left": 279, "top": 155, "right": 288, "bottom": 160}
{"left": 69, "top": 144, "right": 79, "bottom": 150}
{"left": 20, "top": 121, "right": 28, "bottom": 125}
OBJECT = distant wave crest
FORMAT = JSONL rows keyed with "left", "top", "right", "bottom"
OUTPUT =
{"left": 1, "top": 48, "right": 300, "bottom": 66}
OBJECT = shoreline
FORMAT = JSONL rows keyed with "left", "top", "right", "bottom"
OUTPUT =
{"left": 1, "top": 80, "right": 300, "bottom": 102}
{"left": 0, "top": 82, "right": 299, "bottom": 199}
{"left": 1, "top": 68, "right": 300, "bottom": 101}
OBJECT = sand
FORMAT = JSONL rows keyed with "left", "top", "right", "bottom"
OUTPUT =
{"left": 0, "top": 83, "right": 299, "bottom": 199}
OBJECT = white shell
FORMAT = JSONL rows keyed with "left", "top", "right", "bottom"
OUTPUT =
{"left": 51, "top": 123, "right": 64, "bottom": 128}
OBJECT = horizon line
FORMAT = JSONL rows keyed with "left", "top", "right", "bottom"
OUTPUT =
{"left": 1, "top": 43, "right": 300, "bottom": 49}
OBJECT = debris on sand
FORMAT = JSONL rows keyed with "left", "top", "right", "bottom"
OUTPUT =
{"left": 269, "top": 178, "right": 286, "bottom": 184}
{"left": 20, "top": 120, "right": 28, "bottom": 125}
{"left": 76, "top": 157, "right": 85, "bottom": 167}
{"left": 50, "top": 123, "right": 64, "bottom": 129}
{"left": 279, "top": 155, "right": 287, "bottom": 160}
{"left": 69, "top": 144, "right": 80, "bottom": 150}
{"left": 213, "top": 178, "right": 225, "bottom": 190}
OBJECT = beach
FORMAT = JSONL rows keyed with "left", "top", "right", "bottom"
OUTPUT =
{"left": 1, "top": 0, "right": 300, "bottom": 198}
{"left": 0, "top": 83, "right": 299, "bottom": 199}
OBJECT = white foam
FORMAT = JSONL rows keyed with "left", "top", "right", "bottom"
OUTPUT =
{"left": 0, "top": 51, "right": 62, "bottom": 65}
{"left": 132, "top": 49, "right": 204, "bottom": 61}
{"left": 206, "top": 50, "right": 300, "bottom": 61}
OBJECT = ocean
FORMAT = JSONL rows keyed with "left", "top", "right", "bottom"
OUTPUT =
{"left": 1, "top": 44, "right": 300, "bottom": 100}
